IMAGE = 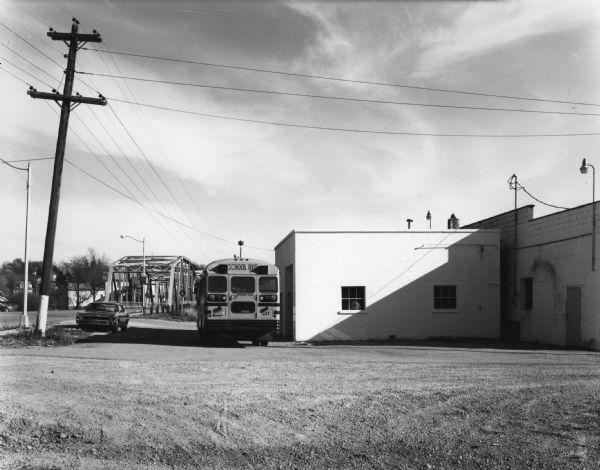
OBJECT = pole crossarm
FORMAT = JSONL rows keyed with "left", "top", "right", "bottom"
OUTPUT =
{"left": 27, "top": 89, "right": 107, "bottom": 105}
{"left": 47, "top": 31, "right": 102, "bottom": 43}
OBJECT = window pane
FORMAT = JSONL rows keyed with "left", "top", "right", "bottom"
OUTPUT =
{"left": 208, "top": 276, "right": 227, "bottom": 293}
{"left": 231, "top": 277, "right": 255, "bottom": 294}
{"left": 259, "top": 276, "right": 278, "bottom": 293}
{"left": 434, "top": 285, "right": 457, "bottom": 310}
{"left": 341, "top": 286, "right": 366, "bottom": 310}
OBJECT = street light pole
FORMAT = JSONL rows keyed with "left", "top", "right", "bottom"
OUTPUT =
{"left": 0, "top": 158, "right": 31, "bottom": 328}
{"left": 120, "top": 234, "right": 146, "bottom": 313}
{"left": 580, "top": 158, "right": 596, "bottom": 271}
{"left": 22, "top": 162, "right": 31, "bottom": 328}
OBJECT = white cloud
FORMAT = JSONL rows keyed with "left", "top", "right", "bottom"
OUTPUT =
{"left": 414, "top": 0, "right": 599, "bottom": 78}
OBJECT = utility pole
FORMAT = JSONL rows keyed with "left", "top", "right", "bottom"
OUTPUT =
{"left": 27, "top": 18, "right": 106, "bottom": 335}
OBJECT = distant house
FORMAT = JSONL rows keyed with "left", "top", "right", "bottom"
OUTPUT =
{"left": 275, "top": 229, "right": 500, "bottom": 342}
{"left": 465, "top": 203, "right": 599, "bottom": 350}
{"left": 67, "top": 283, "right": 104, "bottom": 309}
{"left": 13, "top": 281, "right": 33, "bottom": 293}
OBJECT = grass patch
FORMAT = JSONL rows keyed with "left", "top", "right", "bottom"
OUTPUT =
{"left": 142, "top": 311, "right": 196, "bottom": 322}
{"left": 0, "top": 327, "right": 89, "bottom": 348}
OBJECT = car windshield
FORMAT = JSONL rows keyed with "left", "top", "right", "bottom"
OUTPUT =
{"left": 85, "top": 303, "right": 117, "bottom": 312}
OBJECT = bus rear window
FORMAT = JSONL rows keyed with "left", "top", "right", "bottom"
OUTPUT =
{"left": 259, "top": 276, "right": 278, "bottom": 293}
{"left": 208, "top": 276, "right": 227, "bottom": 293}
{"left": 231, "top": 277, "right": 255, "bottom": 294}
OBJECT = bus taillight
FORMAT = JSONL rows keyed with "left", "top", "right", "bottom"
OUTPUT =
{"left": 208, "top": 294, "right": 227, "bottom": 301}
{"left": 259, "top": 295, "right": 277, "bottom": 302}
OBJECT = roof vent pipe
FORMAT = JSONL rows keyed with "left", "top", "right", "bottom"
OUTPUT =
{"left": 406, "top": 219, "right": 413, "bottom": 229}
{"left": 447, "top": 213, "right": 459, "bottom": 229}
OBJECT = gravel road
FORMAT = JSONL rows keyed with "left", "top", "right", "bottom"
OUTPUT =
{"left": 1, "top": 319, "right": 599, "bottom": 469}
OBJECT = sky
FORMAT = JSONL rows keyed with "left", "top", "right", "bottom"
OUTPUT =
{"left": 0, "top": 0, "right": 599, "bottom": 266}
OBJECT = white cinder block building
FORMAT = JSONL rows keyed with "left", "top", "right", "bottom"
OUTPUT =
{"left": 466, "top": 203, "right": 600, "bottom": 350}
{"left": 274, "top": 230, "right": 500, "bottom": 342}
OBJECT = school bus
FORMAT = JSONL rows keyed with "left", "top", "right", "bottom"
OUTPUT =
{"left": 195, "top": 258, "right": 279, "bottom": 345}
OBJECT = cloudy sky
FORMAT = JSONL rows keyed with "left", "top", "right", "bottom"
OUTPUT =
{"left": 1, "top": 0, "right": 599, "bottom": 266}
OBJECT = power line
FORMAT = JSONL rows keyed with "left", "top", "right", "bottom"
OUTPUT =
{"left": 83, "top": 41, "right": 215, "bottom": 257}
{"left": 0, "top": 157, "right": 54, "bottom": 163}
{"left": 93, "top": 41, "right": 215, "bottom": 252}
{"left": 0, "top": 57, "right": 55, "bottom": 88}
{"left": 78, "top": 70, "right": 600, "bottom": 118}
{"left": 106, "top": 103, "right": 213, "bottom": 254}
{"left": 84, "top": 47, "right": 600, "bottom": 108}
{"left": 1, "top": 42, "right": 62, "bottom": 86}
{"left": 70, "top": 113, "right": 206, "bottom": 259}
{"left": 47, "top": 99, "right": 203, "bottom": 257}
{"left": 109, "top": 98, "right": 600, "bottom": 138}
{"left": 0, "top": 158, "right": 28, "bottom": 171}
{"left": 520, "top": 187, "right": 570, "bottom": 211}
{"left": 508, "top": 176, "right": 570, "bottom": 211}
{"left": 0, "top": 65, "right": 35, "bottom": 87}
{"left": 0, "top": 21, "right": 64, "bottom": 69}
{"left": 63, "top": 157, "right": 272, "bottom": 251}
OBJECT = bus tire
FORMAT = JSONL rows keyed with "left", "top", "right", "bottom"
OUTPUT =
{"left": 198, "top": 330, "right": 213, "bottom": 345}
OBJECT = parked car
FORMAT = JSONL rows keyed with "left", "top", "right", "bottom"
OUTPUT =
{"left": 76, "top": 302, "right": 129, "bottom": 333}
{"left": 0, "top": 302, "right": 16, "bottom": 312}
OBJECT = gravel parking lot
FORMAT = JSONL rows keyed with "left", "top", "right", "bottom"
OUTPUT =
{"left": 1, "top": 319, "right": 599, "bottom": 469}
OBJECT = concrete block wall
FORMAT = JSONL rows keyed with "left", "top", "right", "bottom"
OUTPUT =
{"left": 467, "top": 203, "right": 599, "bottom": 349}
{"left": 275, "top": 230, "right": 500, "bottom": 342}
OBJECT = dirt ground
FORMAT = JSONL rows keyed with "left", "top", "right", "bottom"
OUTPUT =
{"left": 1, "top": 319, "right": 599, "bottom": 469}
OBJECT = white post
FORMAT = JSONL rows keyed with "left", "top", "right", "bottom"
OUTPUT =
{"left": 142, "top": 238, "right": 146, "bottom": 314}
{"left": 21, "top": 162, "right": 31, "bottom": 328}
{"left": 37, "top": 295, "right": 48, "bottom": 337}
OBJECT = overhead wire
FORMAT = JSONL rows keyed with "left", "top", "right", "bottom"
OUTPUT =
{"left": 0, "top": 21, "right": 64, "bottom": 69}
{"left": 1, "top": 43, "right": 243, "bottom": 257}
{"left": 77, "top": 70, "right": 600, "bottom": 118}
{"left": 93, "top": 40, "right": 215, "bottom": 255}
{"left": 507, "top": 175, "right": 570, "bottom": 211}
{"left": 109, "top": 98, "right": 600, "bottom": 138}
{"left": 0, "top": 56, "right": 55, "bottom": 88}
{"left": 0, "top": 157, "right": 55, "bottom": 163}
{"left": 83, "top": 105, "right": 211, "bottom": 259}
{"left": 41, "top": 102, "right": 207, "bottom": 259}
{"left": 63, "top": 156, "right": 272, "bottom": 251}
{"left": 106, "top": 103, "right": 213, "bottom": 254}
{"left": 84, "top": 47, "right": 600, "bottom": 108}
{"left": 1, "top": 13, "right": 213, "bottom": 258}
{"left": 0, "top": 64, "right": 36, "bottom": 87}
{"left": 1, "top": 42, "right": 63, "bottom": 87}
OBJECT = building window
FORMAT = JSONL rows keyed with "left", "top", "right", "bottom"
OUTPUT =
{"left": 341, "top": 286, "right": 365, "bottom": 311}
{"left": 521, "top": 277, "right": 533, "bottom": 310}
{"left": 433, "top": 285, "right": 457, "bottom": 310}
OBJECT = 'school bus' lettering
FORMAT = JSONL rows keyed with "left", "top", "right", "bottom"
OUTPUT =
{"left": 227, "top": 263, "right": 258, "bottom": 272}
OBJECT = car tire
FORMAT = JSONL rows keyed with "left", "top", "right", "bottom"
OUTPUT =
{"left": 252, "top": 340, "right": 260, "bottom": 346}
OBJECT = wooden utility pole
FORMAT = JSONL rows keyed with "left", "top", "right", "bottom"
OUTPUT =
{"left": 27, "top": 18, "right": 106, "bottom": 335}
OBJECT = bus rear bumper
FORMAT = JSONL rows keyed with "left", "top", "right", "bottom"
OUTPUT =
{"left": 200, "top": 319, "right": 279, "bottom": 338}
